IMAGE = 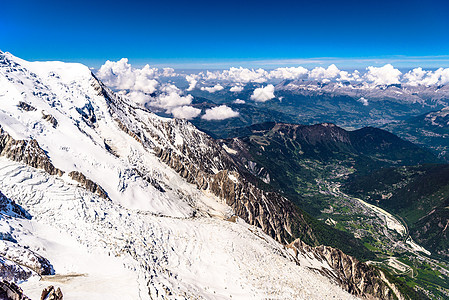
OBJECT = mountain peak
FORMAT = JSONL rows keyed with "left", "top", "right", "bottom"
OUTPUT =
{"left": 0, "top": 53, "right": 370, "bottom": 299}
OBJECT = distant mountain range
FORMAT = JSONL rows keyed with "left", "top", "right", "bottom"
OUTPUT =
{"left": 186, "top": 80, "right": 449, "bottom": 139}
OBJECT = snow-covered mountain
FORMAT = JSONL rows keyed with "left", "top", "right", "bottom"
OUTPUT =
{"left": 276, "top": 79, "right": 449, "bottom": 106}
{"left": 0, "top": 51, "right": 399, "bottom": 299}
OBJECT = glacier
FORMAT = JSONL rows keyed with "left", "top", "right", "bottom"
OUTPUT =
{"left": 0, "top": 51, "right": 359, "bottom": 299}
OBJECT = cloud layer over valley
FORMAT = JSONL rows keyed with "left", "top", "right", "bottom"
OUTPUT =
{"left": 95, "top": 58, "right": 449, "bottom": 121}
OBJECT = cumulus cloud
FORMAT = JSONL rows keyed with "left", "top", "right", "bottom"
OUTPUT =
{"left": 337, "top": 70, "right": 361, "bottom": 82}
{"left": 97, "top": 58, "right": 159, "bottom": 95}
{"left": 126, "top": 91, "right": 149, "bottom": 106}
{"left": 403, "top": 67, "right": 426, "bottom": 86}
{"left": 364, "top": 64, "right": 402, "bottom": 85}
{"left": 403, "top": 67, "right": 449, "bottom": 86}
{"left": 171, "top": 106, "right": 201, "bottom": 119}
{"left": 250, "top": 84, "right": 275, "bottom": 102}
{"left": 201, "top": 105, "right": 240, "bottom": 120}
{"left": 201, "top": 84, "right": 224, "bottom": 93}
{"left": 203, "top": 67, "right": 268, "bottom": 83}
{"left": 234, "top": 99, "right": 245, "bottom": 104}
{"left": 230, "top": 85, "right": 244, "bottom": 92}
{"left": 185, "top": 75, "right": 198, "bottom": 91}
{"left": 156, "top": 91, "right": 193, "bottom": 110}
{"left": 308, "top": 64, "right": 341, "bottom": 81}
{"left": 269, "top": 66, "right": 308, "bottom": 80}
{"left": 162, "top": 67, "right": 176, "bottom": 77}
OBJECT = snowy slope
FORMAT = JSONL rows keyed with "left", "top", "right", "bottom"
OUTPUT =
{"left": 0, "top": 51, "right": 356, "bottom": 299}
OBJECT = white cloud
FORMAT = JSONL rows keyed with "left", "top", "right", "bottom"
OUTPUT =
{"left": 224, "top": 67, "right": 268, "bottom": 83}
{"left": 126, "top": 91, "right": 149, "bottom": 105}
{"left": 230, "top": 85, "right": 244, "bottom": 92}
{"left": 404, "top": 67, "right": 449, "bottom": 86}
{"left": 201, "top": 84, "right": 224, "bottom": 93}
{"left": 201, "top": 105, "right": 240, "bottom": 120}
{"left": 269, "top": 66, "right": 308, "bottom": 80}
{"left": 203, "top": 67, "right": 268, "bottom": 83}
{"left": 234, "top": 99, "right": 245, "bottom": 104}
{"left": 338, "top": 70, "right": 362, "bottom": 82}
{"left": 403, "top": 67, "right": 427, "bottom": 86}
{"left": 250, "top": 84, "right": 275, "bottom": 102}
{"left": 309, "top": 64, "right": 341, "bottom": 81}
{"left": 160, "top": 83, "right": 181, "bottom": 94}
{"left": 364, "top": 64, "right": 402, "bottom": 85}
{"left": 97, "top": 58, "right": 159, "bottom": 94}
{"left": 433, "top": 68, "right": 449, "bottom": 85}
{"left": 156, "top": 92, "right": 193, "bottom": 110}
{"left": 171, "top": 106, "right": 201, "bottom": 119}
{"left": 358, "top": 97, "right": 369, "bottom": 106}
{"left": 185, "top": 75, "right": 198, "bottom": 91}
{"left": 162, "top": 67, "right": 176, "bottom": 77}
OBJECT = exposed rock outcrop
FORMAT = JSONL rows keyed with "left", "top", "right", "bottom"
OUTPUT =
{"left": 99, "top": 82, "right": 319, "bottom": 244}
{"left": 0, "top": 242, "right": 54, "bottom": 276}
{"left": 0, "top": 280, "right": 30, "bottom": 300}
{"left": 41, "top": 112, "right": 58, "bottom": 128}
{"left": 289, "top": 239, "right": 398, "bottom": 300}
{"left": 0, "top": 126, "right": 63, "bottom": 176}
{"left": 0, "top": 258, "right": 32, "bottom": 283}
{"left": 17, "top": 101, "right": 36, "bottom": 112}
{"left": 115, "top": 118, "right": 142, "bottom": 144}
{"left": 154, "top": 146, "right": 314, "bottom": 244}
{"left": 0, "top": 191, "right": 30, "bottom": 219}
{"left": 68, "top": 171, "right": 109, "bottom": 200}
{"left": 40, "top": 285, "right": 63, "bottom": 300}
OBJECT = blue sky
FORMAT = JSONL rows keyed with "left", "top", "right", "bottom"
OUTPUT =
{"left": 2, "top": 0, "right": 449, "bottom": 68}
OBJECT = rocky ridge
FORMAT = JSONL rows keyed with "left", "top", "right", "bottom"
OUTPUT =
{"left": 91, "top": 76, "right": 405, "bottom": 299}
{"left": 0, "top": 280, "right": 30, "bottom": 300}
{"left": 0, "top": 51, "right": 406, "bottom": 299}
{"left": 0, "top": 126, "right": 64, "bottom": 176}
{"left": 288, "top": 239, "right": 398, "bottom": 300}
{"left": 93, "top": 75, "right": 316, "bottom": 245}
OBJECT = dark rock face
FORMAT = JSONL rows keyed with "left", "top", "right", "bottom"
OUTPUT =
{"left": 0, "top": 280, "right": 30, "bottom": 300}
{"left": 40, "top": 286, "right": 63, "bottom": 300}
{"left": 0, "top": 126, "right": 64, "bottom": 176}
{"left": 17, "top": 102, "right": 36, "bottom": 112}
{"left": 76, "top": 102, "right": 97, "bottom": 128}
{"left": 0, "top": 126, "right": 110, "bottom": 200}
{"left": 154, "top": 144, "right": 316, "bottom": 244}
{"left": 0, "top": 244, "right": 54, "bottom": 277}
{"left": 0, "top": 191, "right": 54, "bottom": 282}
{"left": 68, "top": 171, "right": 109, "bottom": 200}
{"left": 115, "top": 118, "right": 143, "bottom": 144}
{"left": 0, "top": 259, "right": 32, "bottom": 283}
{"left": 0, "top": 191, "right": 30, "bottom": 219}
{"left": 289, "top": 239, "right": 397, "bottom": 300}
{"left": 41, "top": 112, "right": 58, "bottom": 128}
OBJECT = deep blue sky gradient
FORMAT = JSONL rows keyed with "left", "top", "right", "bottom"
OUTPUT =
{"left": 2, "top": 0, "right": 449, "bottom": 68}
